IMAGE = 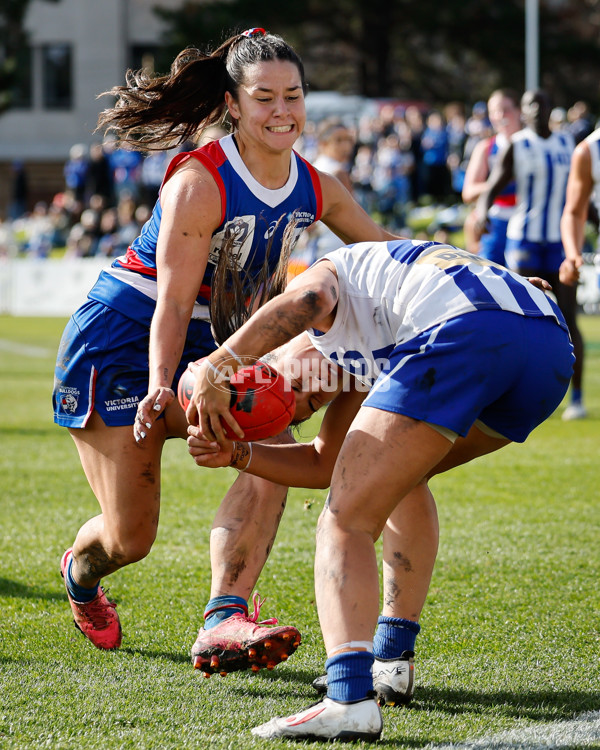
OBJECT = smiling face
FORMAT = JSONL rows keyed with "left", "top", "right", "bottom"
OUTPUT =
{"left": 487, "top": 93, "right": 521, "bottom": 137}
{"left": 225, "top": 60, "right": 306, "bottom": 154}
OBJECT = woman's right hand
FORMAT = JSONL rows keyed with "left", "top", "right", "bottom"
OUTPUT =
{"left": 134, "top": 386, "right": 175, "bottom": 442}
{"left": 186, "top": 424, "right": 233, "bottom": 467}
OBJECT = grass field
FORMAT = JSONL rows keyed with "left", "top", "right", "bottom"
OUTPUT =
{"left": 0, "top": 314, "right": 599, "bottom": 749}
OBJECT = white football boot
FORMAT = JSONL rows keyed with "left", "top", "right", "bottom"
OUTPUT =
{"left": 562, "top": 402, "right": 587, "bottom": 421}
{"left": 251, "top": 696, "right": 382, "bottom": 742}
{"left": 312, "top": 650, "right": 415, "bottom": 706}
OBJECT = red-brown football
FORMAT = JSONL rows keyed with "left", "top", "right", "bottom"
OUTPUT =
{"left": 177, "top": 360, "right": 296, "bottom": 441}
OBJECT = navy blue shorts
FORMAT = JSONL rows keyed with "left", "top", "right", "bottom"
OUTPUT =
{"left": 363, "top": 310, "right": 574, "bottom": 443}
{"left": 505, "top": 239, "right": 564, "bottom": 274}
{"left": 53, "top": 300, "right": 214, "bottom": 427}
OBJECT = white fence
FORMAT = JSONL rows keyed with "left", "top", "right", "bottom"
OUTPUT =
{"left": 0, "top": 258, "right": 111, "bottom": 316}
{"left": 0, "top": 257, "right": 598, "bottom": 317}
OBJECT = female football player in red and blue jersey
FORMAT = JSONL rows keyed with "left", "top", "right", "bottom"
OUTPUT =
{"left": 52, "top": 29, "right": 404, "bottom": 662}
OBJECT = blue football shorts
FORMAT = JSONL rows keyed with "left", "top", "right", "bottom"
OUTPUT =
{"left": 363, "top": 309, "right": 574, "bottom": 443}
{"left": 504, "top": 239, "right": 564, "bottom": 274}
{"left": 479, "top": 216, "right": 509, "bottom": 266}
{"left": 53, "top": 299, "right": 214, "bottom": 428}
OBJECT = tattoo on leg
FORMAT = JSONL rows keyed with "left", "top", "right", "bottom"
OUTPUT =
{"left": 384, "top": 580, "right": 401, "bottom": 608}
{"left": 78, "top": 543, "right": 116, "bottom": 580}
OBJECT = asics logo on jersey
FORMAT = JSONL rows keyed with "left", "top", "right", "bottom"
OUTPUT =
{"left": 264, "top": 221, "right": 279, "bottom": 240}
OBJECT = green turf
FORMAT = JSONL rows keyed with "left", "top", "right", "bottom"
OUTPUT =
{"left": 0, "top": 314, "right": 599, "bottom": 749}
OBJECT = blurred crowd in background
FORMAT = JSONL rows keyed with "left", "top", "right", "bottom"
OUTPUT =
{"left": 1, "top": 97, "right": 597, "bottom": 262}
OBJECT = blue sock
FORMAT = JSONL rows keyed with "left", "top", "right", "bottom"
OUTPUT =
{"left": 325, "top": 651, "right": 374, "bottom": 703}
{"left": 66, "top": 557, "right": 99, "bottom": 603}
{"left": 203, "top": 595, "right": 248, "bottom": 630}
{"left": 373, "top": 616, "right": 420, "bottom": 659}
{"left": 571, "top": 388, "right": 582, "bottom": 405}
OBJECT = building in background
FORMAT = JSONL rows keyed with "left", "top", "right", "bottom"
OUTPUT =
{"left": 0, "top": 0, "right": 183, "bottom": 215}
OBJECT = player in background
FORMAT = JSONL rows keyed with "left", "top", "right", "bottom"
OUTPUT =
{"left": 558, "top": 126, "right": 600, "bottom": 419}
{"left": 186, "top": 238, "right": 573, "bottom": 741}
{"left": 461, "top": 88, "right": 521, "bottom": 264}
{"left": 476, "top": 89, "right": 584, "bottom": 422}
{"left": 52, "top": 29, "right": 412, "bottom": 671}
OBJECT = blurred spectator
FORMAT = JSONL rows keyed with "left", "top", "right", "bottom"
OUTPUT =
{"left": 13, "top": 201, "right": 54, "bottom": 257}
{"left": 63, "top": 144, "right": 89, "bottom": 202}
{"left": 549, "top": 107, "right": 568, "bottom": 133}
{"left": 9, "top": 160, "right": 29, "bottom": 220}
{"left": 371, "top": 132, "right": 414, "bottom": 228}
{"left": 312, "top": 118, "right": 356, "bottom": 192}
{"left": 87, "top": 142, "right": 115, "bottom": 206}
{"left": 96, "top": 208, "right": 119, "bottom": 257}
{"left": 420, "top": 110, "right": 451, "bottom": 202}
{"left": 461, "top": 101, "right": 494, "bottom": 169}
{"left": 105, "top": 137, "right": 144, "bottom": 201}
{"left": 351, "top": 143, "right": 376, "bottom": 212}
{"left": 112, "top": 195, "right": 143, "bottom": 256}
{"left": 444, "top": 102, "right": 468, "bottom": 195}
{"left": 140, "top": 150, "right": 172, "bottom": 206}
{"left": 293, "top": 118, "right": 357, "bottom": 264}
{"left": 404, "top": 105, "right": 426, "bottom": 201}
{"left": 65, "top": 209, "right": 99, "bottom": 257}
{"left": 568, "top": 101, "right": 594, "bottom": 144}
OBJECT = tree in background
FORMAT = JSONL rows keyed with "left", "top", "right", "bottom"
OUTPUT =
{"left": 153, "top": 0, "right": 600, "bottom": 110}
{"left": 0, "top": 0, "right": 59, "bottom": 113}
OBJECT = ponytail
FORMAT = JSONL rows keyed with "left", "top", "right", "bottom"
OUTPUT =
{"left": 96, "top": 29, "right": 306, "bottom": 150}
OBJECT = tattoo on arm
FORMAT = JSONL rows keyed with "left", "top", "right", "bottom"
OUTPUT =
{"left": 230, "top": 441, "right": 251, "bottom": 470}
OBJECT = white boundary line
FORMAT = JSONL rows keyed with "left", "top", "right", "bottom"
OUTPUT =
{"left": 428, "top": 710, "right": 600, "bottom": 749}
{"left": 0, "top": 339, "right": 52, "bottom": 358}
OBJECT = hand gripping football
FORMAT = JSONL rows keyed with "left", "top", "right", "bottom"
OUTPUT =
{"left": 177, "top": 360, "right": 296, "bottom": 441}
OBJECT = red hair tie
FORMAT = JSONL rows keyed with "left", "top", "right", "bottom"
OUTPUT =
{"left": 242, "top": 27, "right": 266, "bottom": 37}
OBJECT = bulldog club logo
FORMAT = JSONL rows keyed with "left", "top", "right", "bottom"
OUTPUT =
{"left": 61, "top": 392, "right": 79, "bottom": 414}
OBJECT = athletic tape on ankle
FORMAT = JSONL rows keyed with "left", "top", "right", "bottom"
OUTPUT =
{"left": 328, "top": 640, "right": 373, "bottom": 656}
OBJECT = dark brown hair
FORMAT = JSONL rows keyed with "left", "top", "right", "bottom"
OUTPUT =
{"left": 209, "top": 215, "right": 298, "bottom": 345}
{"left": 96, "top": 31, "right": 306, "bottom": 149}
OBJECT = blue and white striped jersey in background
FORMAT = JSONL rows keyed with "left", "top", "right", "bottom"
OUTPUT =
{"left": 307, "top": 240, "right": 567, "bottom": 386}
{"left": 507, "top": 127, "right": 574, "bottom": 244}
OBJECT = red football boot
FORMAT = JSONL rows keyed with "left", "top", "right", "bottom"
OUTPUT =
{"left": 60, "top": 548, "right": 122, "bottom": 650}
{"left": 191, "top": 592, "right": 300, "bottom": 676}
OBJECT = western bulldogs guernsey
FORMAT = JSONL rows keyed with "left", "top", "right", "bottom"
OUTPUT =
{"left": 307, "top": 240, "right": 567, "bottom": 387}
{"left": 87, "top": 134, "right": 321, "bottom": 325}
{"left": 507, "top": 128, "right": 574, "bottom": 244}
